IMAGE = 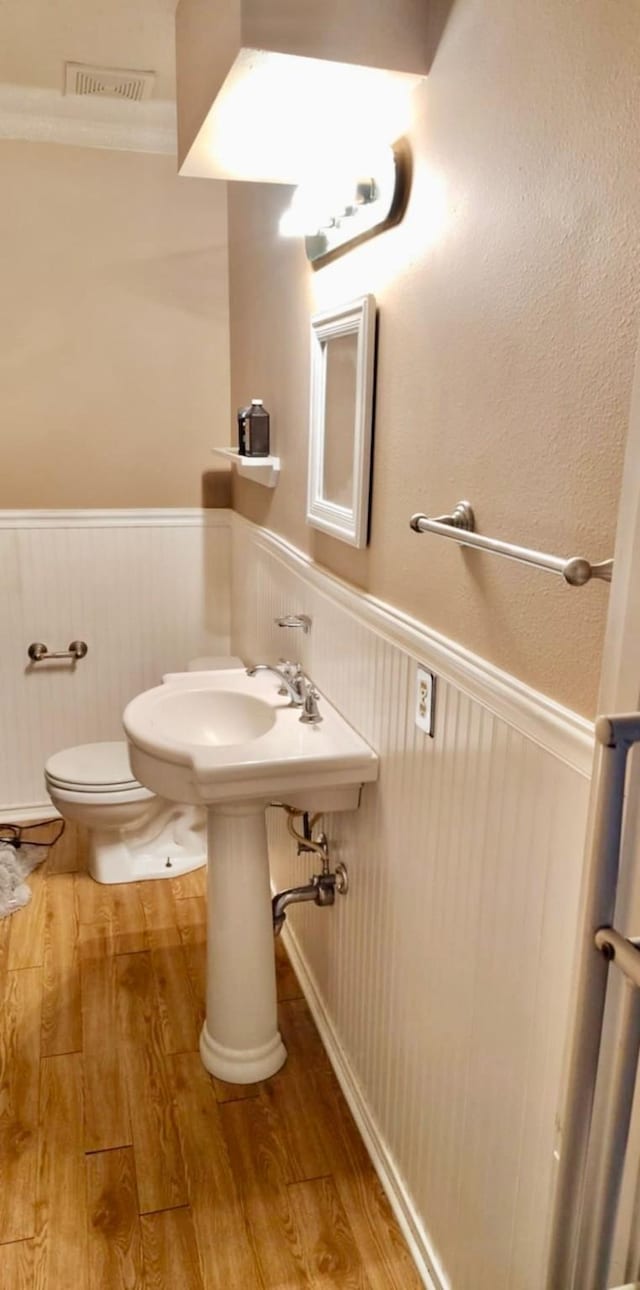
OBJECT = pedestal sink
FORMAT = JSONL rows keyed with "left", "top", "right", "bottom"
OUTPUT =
{"left": 123, "top": 668, "right": 378, "bottom": 1082}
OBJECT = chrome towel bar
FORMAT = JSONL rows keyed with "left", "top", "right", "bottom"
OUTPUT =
{"left": 27, "top": 640, "right": 88, "bottom": 663}
{"left": 409, "top": 500, "right": 613, "bottom": 586}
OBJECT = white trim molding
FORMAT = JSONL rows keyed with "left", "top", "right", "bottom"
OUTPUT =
{"left": 233, "top": 513, "right": 594, "bottom": 775}
{"left": 0, "top": 507, "right": 232, "bottom": 529}
{"left": 283, "top": 920, "right": 448, "bottom": 1290}
{"left": 0, "top": 82, "right": 177, "bottom": 155}
{"left": 0, "top": 803, "right": 61, "bottom": 825}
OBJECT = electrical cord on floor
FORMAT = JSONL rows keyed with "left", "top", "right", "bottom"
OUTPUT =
{"left": 0, "top": 817, "right": 65, "bottom": 850}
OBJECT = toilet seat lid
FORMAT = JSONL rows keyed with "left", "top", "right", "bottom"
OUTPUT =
{"left": 45, "top": 741, "right": 139, "bottom": 791}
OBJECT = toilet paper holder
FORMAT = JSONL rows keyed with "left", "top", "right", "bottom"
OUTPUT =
{"left": 28, "top": 640, "right": 88, "bottom": 663}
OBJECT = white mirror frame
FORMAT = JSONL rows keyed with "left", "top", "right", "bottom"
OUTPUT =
{"left": 306, "top": 294, "right": 376, "bottom": 548}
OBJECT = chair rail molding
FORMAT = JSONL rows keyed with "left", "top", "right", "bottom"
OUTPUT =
{"left": 231, "top": 512, "right": 594, "bottom": 776}
{"left": 0, "top": 507, "right": 231, "bottom": 528}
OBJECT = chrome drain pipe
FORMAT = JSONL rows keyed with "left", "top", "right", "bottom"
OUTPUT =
{"left": 272, "top": 872, "right": 334, "bottom": 936}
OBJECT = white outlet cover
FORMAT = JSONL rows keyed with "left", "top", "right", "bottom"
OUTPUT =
{"left": 415, "top": 666, "right": 436, "bottom": 737}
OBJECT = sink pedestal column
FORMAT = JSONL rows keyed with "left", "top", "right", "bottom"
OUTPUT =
{"left": 200, "top": 799, "right": 287, "bottom": 1083}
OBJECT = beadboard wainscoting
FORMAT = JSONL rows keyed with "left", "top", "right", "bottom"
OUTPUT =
{"left": 231, "top": 515, "right": 594, "bottom": 1290}
{"left": 0, "top": 509, "right": 231, "bottom": 815}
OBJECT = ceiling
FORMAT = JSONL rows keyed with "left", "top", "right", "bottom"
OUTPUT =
{"left": 0, "top": 0, "right": 177, "bottom": 100}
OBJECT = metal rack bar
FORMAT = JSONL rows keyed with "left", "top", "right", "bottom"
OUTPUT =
{"left": 27, "top": 641, "right": 88, "bottom": 663}
{"left": 625, "top": 1143, "right": 640, "bottom": 1282}
{"left": 581, "top": 938, "right": 640, "bottom": 1289}
{"left": 409, "top": 501, "right": 613, "bottom": 586}
{"left": 546, "top": 714, "right": 640, "bottom": 1289}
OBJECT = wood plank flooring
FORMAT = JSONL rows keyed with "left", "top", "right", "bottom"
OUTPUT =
{"left": 0, "top": 822, "right": 422, "bottom": 1289}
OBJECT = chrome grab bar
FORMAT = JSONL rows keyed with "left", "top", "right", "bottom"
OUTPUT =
{"left": 27, "top": 640, "right": 88, "bottom": 663}
{"left": 409, "top": 500, "right": 613, "bottom": 586}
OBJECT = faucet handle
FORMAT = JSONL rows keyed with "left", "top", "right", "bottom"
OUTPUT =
{"left": 300, "top": 682, "right": 322, "bottom": 725}
{"left": 274, "top": 614, "right": 312, "bottom": 634}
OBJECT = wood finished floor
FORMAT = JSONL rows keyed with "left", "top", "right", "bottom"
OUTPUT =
{"left": 0, "top": 822, "right": 422, "bottom": 1289}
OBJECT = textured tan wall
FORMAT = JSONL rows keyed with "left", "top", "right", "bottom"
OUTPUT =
{"left": 0, "top": 141, "right": 230, "bottom": 508}
{"left": 228, "top": 0, "right": 640, "bottom": 716}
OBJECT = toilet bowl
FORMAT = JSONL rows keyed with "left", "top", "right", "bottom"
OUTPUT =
{"left": 45, "top": 740, "right": 207, "bottom": 884}
{"left": 45, "top": 656, "right": 244, "bottom": 884}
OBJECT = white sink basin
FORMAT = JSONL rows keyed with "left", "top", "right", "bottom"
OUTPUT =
{"left": 146, "top": 687, "right": 277, "bottom": 747}
{"left": 122, "top": 667, "right": 378, "bottom": 1086}
{"left": 123, "top": 667, "right": 378, "bottom": 807}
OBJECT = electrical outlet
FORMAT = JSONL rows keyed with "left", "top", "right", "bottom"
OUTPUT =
{"left": 415, "top": 666, "right": 436, "bottom": 736}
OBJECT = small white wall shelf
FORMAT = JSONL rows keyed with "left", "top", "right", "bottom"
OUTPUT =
{"left": 211, "top": 447, "right": 280, "bottom": 488}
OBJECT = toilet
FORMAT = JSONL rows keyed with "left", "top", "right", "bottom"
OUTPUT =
{"left": 44, "top": 656, "right": 244, "bottom": 884}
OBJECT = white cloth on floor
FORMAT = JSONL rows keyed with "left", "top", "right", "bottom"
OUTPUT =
{"left": 0, "top": 842, "right": 45, "bottom": 918}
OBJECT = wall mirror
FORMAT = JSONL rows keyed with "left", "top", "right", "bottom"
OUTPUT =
{"left": 306, "top": 294, "right": 376, "bottom": 548}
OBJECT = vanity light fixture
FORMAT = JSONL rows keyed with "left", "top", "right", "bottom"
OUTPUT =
{"left": 278, "top": 141, "right": 411, "bottom": 266}
{"left": 175, "top": 1, "right": 428, "bottom": 185}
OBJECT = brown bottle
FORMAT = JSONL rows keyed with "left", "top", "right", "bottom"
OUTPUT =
{"left": 245, "top": 399, "right": 270, "bottom": 457}
{"left": 237, "top": 404, "right": 251, "bottom": 456}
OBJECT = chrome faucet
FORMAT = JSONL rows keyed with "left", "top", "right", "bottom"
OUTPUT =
{"left": 246, "top": 663, "right": 323, "bottom": 724}
{"left": 246, "top": 663, "right": 304, "bottom": 704}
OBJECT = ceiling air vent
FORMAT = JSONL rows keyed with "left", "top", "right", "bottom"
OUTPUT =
{"left": 64, "top": 62, "right": 156, "bottom": 103}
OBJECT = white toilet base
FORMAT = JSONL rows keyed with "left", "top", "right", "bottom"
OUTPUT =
{"left": 88, "top": 802, "right": 206, "bottom": 884}
{"left": 89, "top": 836, "right": 206, "bottom": 884}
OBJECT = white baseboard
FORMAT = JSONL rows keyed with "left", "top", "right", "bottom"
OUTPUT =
{"left": 282, "top": 922, "right": 449, "bottom": 1290}
{"left": 0, "top": 802, "right": 60, "bottom": 824}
